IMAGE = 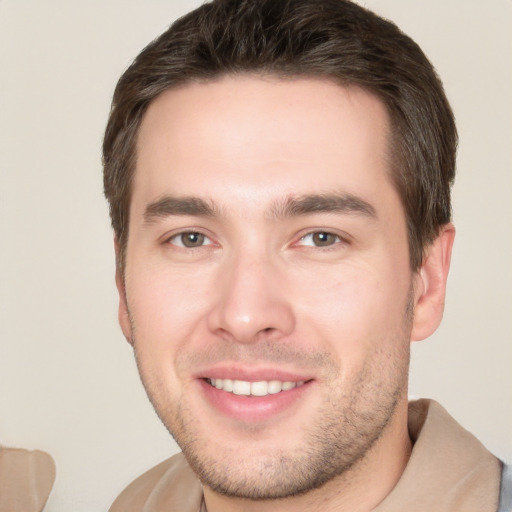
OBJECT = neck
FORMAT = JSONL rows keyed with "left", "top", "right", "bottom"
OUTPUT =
{"left": 203, "top": 399, "right": 412, "bottom": 512}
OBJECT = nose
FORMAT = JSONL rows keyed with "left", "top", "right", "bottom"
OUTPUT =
{"left": 207, "top": 251, "right": 295, "bottom": 344}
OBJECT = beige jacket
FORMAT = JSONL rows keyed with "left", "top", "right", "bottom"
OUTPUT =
{"left": 109, "top": 400, "right": 502, "bottom": 512}
{"left": 0, "top": 447, "right": 55, "bottom": 512}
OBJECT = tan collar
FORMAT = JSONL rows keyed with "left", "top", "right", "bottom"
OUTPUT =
{"left": 374, "top": 399, "right": 500, "bottom": 512}
{"left": 109, "top": 454, "right": 203, "bottom": 511}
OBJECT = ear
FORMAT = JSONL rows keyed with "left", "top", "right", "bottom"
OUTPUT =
{"left": 411, "top": 223, "right": 455, "bottom": 342}
{"left": 114, "top": 237, "right": 134, "bottom": 346}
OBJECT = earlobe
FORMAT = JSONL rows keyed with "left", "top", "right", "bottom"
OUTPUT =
{"left": 114, "top": 237, "right": 133, "bottom": 346}
{"left": 410, "top": 223, "right": 455, "bottom": 342}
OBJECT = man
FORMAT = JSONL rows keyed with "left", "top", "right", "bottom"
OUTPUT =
{"left": 103, "top": 0, "right": 511, "bottom": 510}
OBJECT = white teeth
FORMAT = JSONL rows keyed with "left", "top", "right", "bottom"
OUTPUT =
{"left": 250, "top": 381, "right": 268, "bottom": 396}
{"left": 267, "top": 380, "right": 282, "bottom": 394}
{"left": 281, "top": 381, "right": 296, "bottom": 391}
{"left": 232, "top": 380, "right": 251, "bottom": 396}
{"left": 208, "top": 378, "right": 306, "bottom": 396}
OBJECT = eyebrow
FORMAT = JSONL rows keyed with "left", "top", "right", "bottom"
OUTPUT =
{"left": 143, "top": 192, "right": 377, "bottom": 224}
{"left": 143, "top": 196, "right": 218, "bottom": 223}
{"left": 268, "top": 193, "right": 377, "bottom": 220}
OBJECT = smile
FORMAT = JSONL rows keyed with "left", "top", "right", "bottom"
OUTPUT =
{"left": 207, "top": 378, "right": 306, "bottom": 397}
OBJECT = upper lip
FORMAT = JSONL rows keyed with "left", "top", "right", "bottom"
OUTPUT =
{"left": 194, "top": 364, "right": 314, "bottom": 383}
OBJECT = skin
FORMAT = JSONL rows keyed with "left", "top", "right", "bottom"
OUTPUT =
{"left": 116, "top": 76, "right": 454, "bottom": 512}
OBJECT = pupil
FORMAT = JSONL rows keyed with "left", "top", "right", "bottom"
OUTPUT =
{"left": 313, "top": 232, "right": 333, "bottom": 246}
{"left": 183, "top": 232, "right": 204, "bottom": 247}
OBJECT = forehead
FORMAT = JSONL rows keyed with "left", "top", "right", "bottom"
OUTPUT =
{"left": 133, "top": 75, "right": 395, "bottom": 215}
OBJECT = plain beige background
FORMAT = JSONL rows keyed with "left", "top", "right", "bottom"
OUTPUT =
{"left": 0, "top": 1, "right": 510, "bottom": 510}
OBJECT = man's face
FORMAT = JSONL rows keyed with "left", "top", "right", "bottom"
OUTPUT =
{"left": 119, "top": 76, "right": 421, "bottom": 499}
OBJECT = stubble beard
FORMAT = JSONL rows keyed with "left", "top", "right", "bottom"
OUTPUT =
{"left": 175, "top": 349, "right": 408, "bottom": 500}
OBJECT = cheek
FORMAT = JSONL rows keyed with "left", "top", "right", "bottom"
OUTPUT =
{"left": 126, "top": 266, "right": 214, "bottom": 408}
{"left": 125, "top": 262, "right": 212, "bottom": 356}
{"left": 292, "top": 261, "right": 412, "bottom": 354}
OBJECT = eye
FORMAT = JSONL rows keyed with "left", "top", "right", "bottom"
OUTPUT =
{"left": 297, "top": 231, "right": 342, "bottom": 247}
{"left": 168, "top": 231, "right": 213, "bottom": 248}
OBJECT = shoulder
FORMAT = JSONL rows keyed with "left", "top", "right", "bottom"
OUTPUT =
{"left": 376, "top": 400, "right": 503, "bottom": 512}
{"left": 498, "top": 462, "right": 512, "bottom": 512}
{"left": 109, "top": 452, "right": 203, "bottom": 512}
{"left": 0, "top": 446, "right": 56, "bottom": 512}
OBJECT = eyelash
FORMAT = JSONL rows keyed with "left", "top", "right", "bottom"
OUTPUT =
{"left": 295, "top": 230, "right": 347, "bottom": 249}
{"left": 166, "top": 231, "right": 214, "bottom": 249}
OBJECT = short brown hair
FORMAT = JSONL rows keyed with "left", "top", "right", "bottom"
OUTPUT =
{"left": 103, "top": 0, "right": 457, "bottom": 271}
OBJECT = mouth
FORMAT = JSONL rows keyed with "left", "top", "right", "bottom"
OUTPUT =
{"left": 199, "top": 373, "right": 314, "bottom": 423}
{"left": 206, "top": 378, "right": 306, "bottom": 397}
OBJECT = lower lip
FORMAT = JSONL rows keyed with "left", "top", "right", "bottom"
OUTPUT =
{"left": 199, "top": 379, "right": 312, "bottom": 423}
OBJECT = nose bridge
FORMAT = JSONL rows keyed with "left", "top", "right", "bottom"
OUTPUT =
{"left": 208, "top": 244, "right": 295, "bottom": 343}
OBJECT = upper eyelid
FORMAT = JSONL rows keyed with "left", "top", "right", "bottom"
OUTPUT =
{"left": 163, "top": 228, "right": 215, "bottom": 245}
{"left": 295, "top": 232, "right": 344, "bottom": 248}
{"left": 294, "top": 227, "right": 351, "bottom": 243}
